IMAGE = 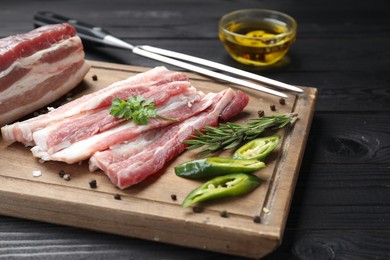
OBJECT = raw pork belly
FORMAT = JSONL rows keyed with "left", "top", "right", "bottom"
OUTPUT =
{"left": 32, "top": 82, "right": 209, "bottom": 163}
{"left": 31, "top": 81, "right": 194, "bottom": 155}
{"left": 90, "top": 89, "right": 249, "bottom": 189}
{"left": 1, "top": 65, "right": 249, "bottom": 189}
{"left": 0, "top": 23, "right": 90, "bottom": 127}
{"left": 1, "top": 66, "right": 186, "bottom": 145}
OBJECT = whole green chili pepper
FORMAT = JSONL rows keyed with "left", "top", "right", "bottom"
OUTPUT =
{"left": 182, "top": 173, "right": 261, "bottom": 207}
{"left": 175, "top": 157, "right": 265, "bottom": 179}
{"left": 233, "top": 135, "right": 280, "bottom": 161}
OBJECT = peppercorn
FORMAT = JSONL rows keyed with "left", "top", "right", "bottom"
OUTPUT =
{"left": 279, "top": 98, "right": 286, "bottom": 105}
{"left": 257, "top": 110, "right": 265, "bottom": 117}
{"left": 253, "top": 215, "right": 261, "bottom": 223}
{"left": 270, "top": 104, "right": 276, "bottom": 111}
{"left": 114, "top": 194, "right": 121, "bottom": 200}
{"left": 89, "top": 179, "right": 97, "bottom": 189}
{"left": 58, "top": 170, "right": 65, "bottom": 178}
{"left": 92, "top": 74, "right": 98, "bottom": 81}
{"left": 170, "top": 194, "right": 177, "bottom": 201}
{"left": 220, "top": 210, "right": 229, "bottom": 218}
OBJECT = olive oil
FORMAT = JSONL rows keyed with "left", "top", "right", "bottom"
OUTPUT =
{"left": 219, "top": 20, "right": 295, "bottom": 66}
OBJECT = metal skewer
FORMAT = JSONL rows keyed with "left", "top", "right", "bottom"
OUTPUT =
{"left": 138, "top": 45, "right": 303, "bottom": 93}
{"left": 132, "top": 46, "right": 289, "bottom": 98}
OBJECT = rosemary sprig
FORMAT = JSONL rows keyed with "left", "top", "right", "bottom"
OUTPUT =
{"left": 109, "top": 95, "right": 178, "bottom": 125}
{"left": 185, "top": 113, "right": 298, "bottom": 155}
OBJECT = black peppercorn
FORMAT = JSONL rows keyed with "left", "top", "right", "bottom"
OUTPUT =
{"left": 220, "top": 210, "right": 229, "bottom": 218}
{"left": 92, "top": 74, "right": 98, "bottom": 81}
{"left": 114, "top": 194, "right": 121, "bottom": 200}
{"left": 279, "top": 98, "right": 286, "bottom": 105}
{"left": 253, "top": 215, "right": 261, "bottom": 223}
{"left": 170, "top": 194, "right": 177, "bottom": 201}
{"left": 270, "top": 104, "right": 276, "bottom": 111}
{"left": 257, "top": 110, "right": 265, "bottom": 117}
{"left": 89, "top": 179, "right": 97, "bottom": 189}
{"left": 58, "top": 170, "right": 65, "bottom": 178}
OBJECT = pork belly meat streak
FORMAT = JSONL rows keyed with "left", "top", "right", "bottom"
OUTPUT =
{"left": 0, "top": 23, "right": 90, "bottom": 127}
{"left": 90, "top": 89, "right": 249, "bottom": 189}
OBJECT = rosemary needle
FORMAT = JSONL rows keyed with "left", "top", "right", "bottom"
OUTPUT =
{"left": 185, "top": 113, "right": 298, "bottom": 155}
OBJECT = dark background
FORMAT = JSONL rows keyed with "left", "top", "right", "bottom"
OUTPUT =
{"left": 1, "top": 0, "right": 390, "bottom": 259}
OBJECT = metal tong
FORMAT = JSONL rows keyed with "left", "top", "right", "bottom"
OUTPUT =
{"left": 34, "top": 11, "right": 303, "bottom": 98}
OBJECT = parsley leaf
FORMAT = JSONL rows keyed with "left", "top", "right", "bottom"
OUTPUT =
{"left": 109, "top": 95, "right": 177, "bottom": 125}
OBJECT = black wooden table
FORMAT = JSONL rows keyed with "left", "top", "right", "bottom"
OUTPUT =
{"left": 1, "top": 0, "right": 390, "bottom": 259}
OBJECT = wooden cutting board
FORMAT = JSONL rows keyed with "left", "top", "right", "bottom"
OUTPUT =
{"left": 0, "top": 61, "right": 317, "bottom": 258}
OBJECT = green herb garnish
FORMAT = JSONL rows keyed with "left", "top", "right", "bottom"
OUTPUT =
{"left": 109, "top": 95, "right": 177, "bottom": 125}
{"left": 185, "top": 113, "right": 298, "bottom": 155}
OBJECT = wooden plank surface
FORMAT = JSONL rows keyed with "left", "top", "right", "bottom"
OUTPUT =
{"left": 0, "top": 61, "right": 316, "bottom": 258}
{"left": 1, "top": 0, "right": 390, "bottom": 259}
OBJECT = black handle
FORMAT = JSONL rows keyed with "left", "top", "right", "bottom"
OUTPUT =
{"left": 34, "top": 11, "right": 110, "bottom": 46}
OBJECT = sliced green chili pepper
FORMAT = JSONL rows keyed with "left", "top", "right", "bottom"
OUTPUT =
{"left": 182, "top": 173, "right": 261, "bottom": 207}
{"left": 233, "top": 135, "right": 280, "bottom": 161}
{"left": 175, "top": 157, "right": 265, "bottom": 179}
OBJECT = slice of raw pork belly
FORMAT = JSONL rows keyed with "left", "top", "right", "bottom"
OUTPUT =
{"left": 1, "top": 66, "right": 187, "bottom": 145}
{"left": 32, "top": 83, "right": 213, "bottom": 164}
{"left": 31, "top": 81, "right": 202, "bottom": 162}
{"left": 0, "top": 23, "right": 90, "bottom": 127}
{"left": 90, "top": 89, "right": 249, "bottom": 189}
{"left": 31, "top": 80, "right": 194, "bottom": 155}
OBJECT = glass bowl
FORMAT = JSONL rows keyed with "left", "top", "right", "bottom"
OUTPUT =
{"left": 219, "top": 9, "right": 297, "bottom": 66}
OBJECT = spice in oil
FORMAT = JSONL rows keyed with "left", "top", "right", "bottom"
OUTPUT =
{"left": 220, "top": 20, "right": 295, "bottom": 66}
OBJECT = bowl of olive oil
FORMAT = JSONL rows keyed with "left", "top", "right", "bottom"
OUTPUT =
{"left": 219, "top": 9, "right": 297, "bottom": 66}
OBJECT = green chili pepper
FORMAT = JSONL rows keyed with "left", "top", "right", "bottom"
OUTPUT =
{"left": 182, "top": 173, "right": 261, "bottom": 207}
{"left": 175, "top": 157, "right": 265, "bottom": 179}
{"left": 233, "top": 135, "right": 280, "bottom": 161}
